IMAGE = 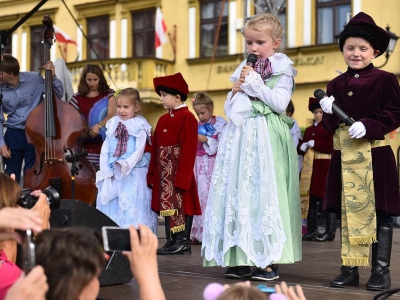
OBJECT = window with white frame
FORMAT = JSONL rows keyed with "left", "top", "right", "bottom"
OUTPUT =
{"left": 131, "top": 8, "right": 156, "bottom": 58}
{"left": 87, "top": 15, "right": 110, "bottom": 60}
{"left": 200, "top": 0, "right": 228, "bottom": 57}
{"left": 316, "top": 0, "right": 350, "bottom": 45}
{"left": 30, "top": 25, "right": 44, "bottom": 73}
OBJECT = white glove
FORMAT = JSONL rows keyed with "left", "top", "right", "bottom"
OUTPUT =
{"left": 320, "top": 96, "right": 335, "bottom": 114}
{"left": 307, "top": 140, "right": 315, "bottom": 148}
{"left": 300, "top": 143, "right": 308, "bottom": 152}
{"left": 348, "top": 122, "right": 366, "bottom": 139}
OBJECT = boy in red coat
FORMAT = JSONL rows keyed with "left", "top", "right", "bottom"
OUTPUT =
{"left": 298, "top": 97, "right": 334, "bottom": 242}
{"left": 147, "top": 72, "right": 201, "bottom": 255}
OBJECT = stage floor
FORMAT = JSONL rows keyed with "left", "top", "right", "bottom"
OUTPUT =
{"left": 98, "top": 225, "right": 400, "bottom": 300}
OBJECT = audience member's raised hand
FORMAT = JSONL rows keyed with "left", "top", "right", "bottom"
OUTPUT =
{"left": 123, "top": 224, "right": 166, "bottom": 300}
{"left": 0, "top": 207, "right": 43, "bottom": 241}
{"left": 4, "top": 265, "right": 48, "bottom": 300}
{"left": 30, "top": 192, "right": 51, "bottom": 230}
{"left": 274, "top": 281, "right": 306, "bottom": 300}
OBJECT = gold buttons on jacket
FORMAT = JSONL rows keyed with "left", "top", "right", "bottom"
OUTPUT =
{"left": 354, "top": 74, "right": 359, "bottom": 78}
{"left": 348, "top": 91, "right": 353, "bottom": 96}
{"left": 163, "top": 129, "right": 167, "bottom": 132}
{"left": 170, "top": 114, "right": 174, "bottom": 117}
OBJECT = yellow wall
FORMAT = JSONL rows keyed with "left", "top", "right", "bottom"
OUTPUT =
{"left": 1, "top": 0, "right": 400, "bottom": 154}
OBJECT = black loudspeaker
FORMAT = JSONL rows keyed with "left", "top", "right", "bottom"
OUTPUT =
{"left": 50, "top": 199, "right": 133, "bottom": 286}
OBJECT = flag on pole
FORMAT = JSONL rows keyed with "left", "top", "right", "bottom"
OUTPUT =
{"left": 155, "top": 7, "right": 167, "bottom": 48}
{"left": 54, "top": 25, "right": 77, "bottom": 45}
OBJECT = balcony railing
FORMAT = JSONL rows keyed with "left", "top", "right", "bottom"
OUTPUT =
{"left": 66, "top": 57, "right": 174, "bottom": 94}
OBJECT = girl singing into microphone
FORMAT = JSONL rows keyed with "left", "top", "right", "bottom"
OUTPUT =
{"left": 202, "top": 13, "right": 301, "bottom": 281}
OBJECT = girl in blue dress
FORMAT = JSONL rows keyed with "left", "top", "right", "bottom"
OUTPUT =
{"left": 96, "top": 88, "right": 158, "bottom": 232}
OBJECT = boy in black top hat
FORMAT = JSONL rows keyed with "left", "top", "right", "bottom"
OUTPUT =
{"left": 320, "top": 12, "right": 400, "bottom": 291}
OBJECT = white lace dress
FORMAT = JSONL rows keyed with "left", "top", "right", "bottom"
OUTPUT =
{"left": 96, "top": 116, "right": 158, "bottom": 233}
{"left": 191, "top": 116, "right": 227, "bottom": 242}
{"left": 202, "top": 53, "right": 302, "bottom": 268}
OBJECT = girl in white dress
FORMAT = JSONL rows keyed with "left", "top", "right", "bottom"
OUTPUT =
{"left": 96, "top": 88, "right": 158, "bottom": 233}
{"left": 190, "top": 93, "right": 226, "bottom": 243}
{"left": 202, "top": 13, "right": 301, "bottom": 281}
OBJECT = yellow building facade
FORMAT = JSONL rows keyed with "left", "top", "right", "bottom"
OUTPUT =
{"left": 1, "top": 0, "right": 400, "bottom": 160}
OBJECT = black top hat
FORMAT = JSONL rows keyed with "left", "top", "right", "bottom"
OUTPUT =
{"left": 339, "top": 12, "right": 390, "bottom": 57}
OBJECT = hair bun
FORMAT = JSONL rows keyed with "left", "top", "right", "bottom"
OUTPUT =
{"left": 203, "top": 283, "right": 225, "bottom": 300}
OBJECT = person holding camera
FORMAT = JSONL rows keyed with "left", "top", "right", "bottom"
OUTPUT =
{"left": 0, "top": 207, "right": 49, "bottom": 300}
{"left": 0, "top": 173, "right": 50, "bottom": 298}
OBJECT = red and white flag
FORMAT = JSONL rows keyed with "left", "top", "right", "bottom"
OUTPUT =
{"left": 54, "top": 25, "right": 77, "bottom": 45}
{"left": 155, "top": 7, "right": 167, "bottom": 48}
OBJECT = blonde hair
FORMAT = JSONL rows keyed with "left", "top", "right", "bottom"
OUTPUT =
{"left": 217, "top": 285, "right": 269, "bottom": 300}
{"left": 243, "top": 13, "right": 284, "bottom": 53}
{"left": 192, "top": 92, "right": 214, "bottom": 113}
{"left": 116, "top": 87, "right": 142, "bottom": 115}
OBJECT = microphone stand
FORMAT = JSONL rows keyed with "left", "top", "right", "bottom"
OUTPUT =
{"left": 64, "top": 148, "right": 88, "bottom": 200}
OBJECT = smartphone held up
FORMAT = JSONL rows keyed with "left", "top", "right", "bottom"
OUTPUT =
{"left": 102, "top": 226, "right": 140, "bottom": 252}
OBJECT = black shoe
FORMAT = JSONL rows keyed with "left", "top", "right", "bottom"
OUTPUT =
{"left": 302, "top": 231, "right": 318, "bottom": 241}
{"left": 366, "top": 226, "right": 393, "bottom": 291}
{"left": 251, "top": 265, "right": 279, "bottom": 281}
{"left": 225, "top": 266, "right": 252, "bottom": 279}
{"left": 315, "top": 231, "right": 335, "bottom": 242}
{"left": 157, "top": 217, "right": 173, "bottom": 255}
{"left": 159, "top": 241, "right": 191, "bottom": 255}
{"left": 156, "top": 239, "right": 175, "bottom": 255}
{"left": 366, "top": 267, "right": 391, "bottom": 291}
{"left": 315, "top": 213, "right": 336, "bottom": 242}
{"left": 330, "top": 266, "right": 359, "bottom": 288}
{"left": 158, "top": 215, "right": 194, "bottom": 255}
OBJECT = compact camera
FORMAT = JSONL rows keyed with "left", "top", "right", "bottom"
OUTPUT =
{"left": 18, "top": 186, "right": 61, "bottom": 210}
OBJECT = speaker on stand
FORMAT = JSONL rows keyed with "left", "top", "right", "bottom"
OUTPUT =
{"left": 50, "top": 199, "right": 133, "bottom": 286}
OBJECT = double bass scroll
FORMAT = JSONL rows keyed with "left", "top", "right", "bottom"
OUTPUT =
{"left": 24, "top": 15, "right": 97, "bottom": 204}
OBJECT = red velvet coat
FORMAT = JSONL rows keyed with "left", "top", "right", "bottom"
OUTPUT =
{"left": 297, "top": 121, "right": 333, "bottom": 198}
{"left": 322, "top": 64, "right": 400, "bottom": 215}
{"left": 147, "top": 106, "right": 201, "bottom": 216}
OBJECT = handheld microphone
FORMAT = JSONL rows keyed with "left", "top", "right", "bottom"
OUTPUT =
{"left": 65, "top": 151, "right": 88, "bottom": 163}
{"left": 246, "top": 53, "right": 258, "bottom": 68}
{"left": 314, "top": 89, "right": 355, "bottom": 126}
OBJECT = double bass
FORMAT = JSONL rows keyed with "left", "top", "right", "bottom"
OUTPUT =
{"left": 24, "top": 15, "right": 97, "bottom": 204}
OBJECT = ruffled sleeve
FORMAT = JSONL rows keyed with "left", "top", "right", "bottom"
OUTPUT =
{"left": 241, "top": 53, "right": 297, "bottom": 114}
{"left": 112, "top": 116, "right": 152, "bottom": 179}
{"left": 224, "top": 60, "right": 255, "bottom": 126}
{"left": 203, "top": 116, "right": 227, "bottom": 155}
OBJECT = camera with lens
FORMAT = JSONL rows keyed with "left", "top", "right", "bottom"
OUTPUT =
{"left": 18, "top": 186, "right": 60, "bottom": 210}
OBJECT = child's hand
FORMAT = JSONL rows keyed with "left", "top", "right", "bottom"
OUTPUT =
{"left": 198, "top": 135, "right": 207, "bottom": 143}
{"left": 274, "top": 281, "right": 306, "bottom": 300}
{"left": 299, "top": 143, "right": 308, "bottom": 152}
{"left": 232, "top": 79, "right": 244, "bottom": 94}
{"left": 240, "top": 65, "right": 254, "bottom": 79}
